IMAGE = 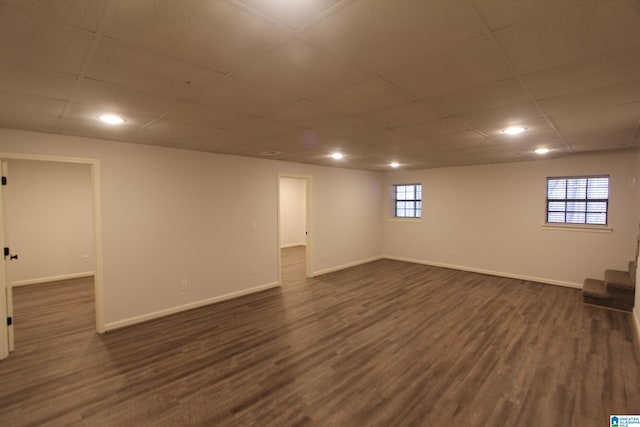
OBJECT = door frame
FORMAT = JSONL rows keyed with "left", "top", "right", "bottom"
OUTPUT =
{"left": 0, "top": 152, "right": 105, "bottom": 355}
{"left": 277, "top": 174, "right": 312, "bottom": 284}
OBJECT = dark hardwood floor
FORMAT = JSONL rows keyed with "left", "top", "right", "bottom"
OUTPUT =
{"left": 1, "top": 246, "right": 639, "bottom": 426}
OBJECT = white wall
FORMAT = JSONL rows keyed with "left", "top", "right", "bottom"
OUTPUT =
{"left": 279, "top": 177, "right": 306, "bottom": 248}
{"left": 0, "top": 128, "right": 383, "bottom": 328}
{"left": 383, "top": 149, "right": 639, "bottom": 287}
{"left": 6, "top": 160, "right": 94, "bottom": 285}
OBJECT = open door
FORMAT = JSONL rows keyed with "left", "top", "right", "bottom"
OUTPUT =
{"left": 0, "top": 154, "right": 105, "bottom": 349}
{"left": 0, "top": 160, "right": 10, "bottom": 359}
{"left": 2, "top": 161, "right": 15, "bottom": 352}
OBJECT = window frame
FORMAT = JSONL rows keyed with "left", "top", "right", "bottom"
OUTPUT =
{"left": 545, "top": 175, "right": 609, "bottom": 226}
{"left": 393, "top": 183, "right": 422, "bottom": 219}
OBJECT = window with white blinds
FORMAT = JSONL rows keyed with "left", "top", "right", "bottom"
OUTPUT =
{"left": 546, "top": 176, "right": 609, "bottom": 225}
{"left": 394, "top": 184, "right": 422, "bottom": 218}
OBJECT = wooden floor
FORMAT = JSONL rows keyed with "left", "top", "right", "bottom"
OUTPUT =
{"left": 1, "top": 246, "right": 639, "bottom": 426}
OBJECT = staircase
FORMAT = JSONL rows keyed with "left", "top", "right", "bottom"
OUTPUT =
{"left": 582, "top": 237, "right": 637, "bottom": 312}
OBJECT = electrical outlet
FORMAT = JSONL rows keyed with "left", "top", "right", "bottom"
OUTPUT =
{"left": 251, "top": 267, "right": 257, "bottom": 276}
{"left": 451, "top": 249, "right": 457, "bottom": 255}
{"left": 180, "top": 280, "right": 188, "bottom": 291}
{"left": 83, "top": 254, "right": 90, "bottom": 263}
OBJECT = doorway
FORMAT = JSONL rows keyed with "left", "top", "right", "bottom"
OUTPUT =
{"left": 0, "top": 154, "right": 104, "bottom": 360}
{"left": 277, "top": 175, "right": 311, "bottom": 284}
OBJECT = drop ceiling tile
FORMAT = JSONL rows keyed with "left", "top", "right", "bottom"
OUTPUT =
{"left": 567, "top": 130, "right": 636, "bottom": 151}
{"left": 384, "top": 36, "right": 514, "bottom": 98}
{"left": 426, "top": 130, "right": 493, "bottom": 150}
{"left": 0, "top": 61, "right": 77, "bottom": 100}
{"left": 222, "top": 115, "right": 300, "bottom": 137}
{"left": 314, "top": 116, "right": 386, "bottom": 137}
{"left": 302, "top": 0, "right": 485, "bottom": 74}
{"left": 237, "top": 39, "right": 363, "bottom": 98}
{"left": 280, "top": 128, "right": 353, "bottom": 151}
{"left": 74, "top": 79, "right": 180, "bottom": 117}
{"left": 553, "top": 103, "right": 640, "bottom": 149}
{"left": 263, "top": 99, "right": 344, "bottom": 127}
{"left": 195, "top": 76, "right": 296, "bottom": 116}
{"left": 456, "top": 102, "right": 543, "bottom": 130}
{"left": 393, "top": 118, "right": 468, "bottom": 139}
{"left": 539, "top": 81, "right": 640, "bottom": 117}
{"left": 105, "top": 0, "right": 287, "bottom": 73}
{"left": 133, "top": 119, "right": 243, "bottom": 149}
{"left": 471, "top": 0, "right": 598, "bottom": 31}
{"left": 426, "top": 79, "right": 530, "bottom": 116}
{"left": 360, "top": 101, "right": 447, "bottom": 128}
{"left": 276, "top": 130, "right": 349, "bottom": 154}
{"left": 309, "top": 77, "right": 414, "bottom": 115}
{"left": 522, "top": 48, "right": 640, "bottom": 100}
{"left": 349, "top": 129, "right": 413, "bottom": 147}
{"left": 166, "top": 102, "right": 244, "bottom": 129}
{"left": 86, "top": 38, "right": 225, "bottom": 101}
{"left": 234, "top": 0, "right": 341, "bottom": 29}
{"left": 495, "top": 0, "right": 640, "bottom": 75}
{"left": 4, "top": 0, "right": 109, "bottom": 32}
{"left": 57, "top": 102, "right": 155, "bottom": 139}
{"left": 553, "top": 103, "right": 640, "bottom": 132}
{"left": 466, "top": 151, "right": 522, "bottom": 165}
{"left": 0, "top": 6, "right": 94, "bottom": 74}
{"left": 0, "top": 91, "right": 65, "bottom": 132}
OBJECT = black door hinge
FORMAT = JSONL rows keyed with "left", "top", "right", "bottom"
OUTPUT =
{"left": 7, "top": 317, "right": 12, "bottom": 326}
{"left": 3, "top": 247, "right": 8, "bottom": 257}
{"left": 1, "top": 176, "right": 6, "bottom": 186}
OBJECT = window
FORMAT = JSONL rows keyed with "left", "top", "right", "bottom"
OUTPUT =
{"left": 394, "top": 184, "right": 422, "bottom": 218}
{"left": 546, "top": 175, "right": 609, "bottom": 225}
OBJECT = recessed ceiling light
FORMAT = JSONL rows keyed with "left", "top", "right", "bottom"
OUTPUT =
{"left": 535, "top": 147, "right": 550, "bottom": 154}
{"left": 390, "top": 162, "right": 400, "bottom": 168}
{"left": 503, "top": 126, "right": 526, "bottom": 135}
{"left": 99, "top": 114, "right": 125, "bottom": 125}
{"left": 331, "top": 152, "right": 344, "bottom": 160}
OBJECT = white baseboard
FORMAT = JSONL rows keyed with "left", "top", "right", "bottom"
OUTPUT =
{"left": 11, "top": 271, "right": 95, "bottom": 287}
{"left": 105, "top": 281, "right": 280, "bottom": 331}
{"left": 280, "top": 243, "right": 306, "bottom": 249}
{"left": 312, "top": 256, "right": 383, "bottom": 277}
{"left": 382, "top": 255, "right": 582, "bottom": 289}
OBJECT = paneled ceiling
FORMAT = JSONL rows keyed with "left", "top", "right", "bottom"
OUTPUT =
{"left": 0, "top": 0, "right": 639, "bottom": 170}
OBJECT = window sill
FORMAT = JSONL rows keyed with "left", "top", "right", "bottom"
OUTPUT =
{"left": 389, "top": 218, "right": 423, "bottom": 223}
{"left": 540, "top": 224, "right": 612, "bottom": 234}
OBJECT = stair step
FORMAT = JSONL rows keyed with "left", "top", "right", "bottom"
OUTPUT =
{"left": 582, "top": 278, "right": 609, "bottom": 298}
{"left": 582, "top": 278, "right": 633, "bottom": 312}
{"left": 604, "top": 268, "right": 633, "bottom": 290}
